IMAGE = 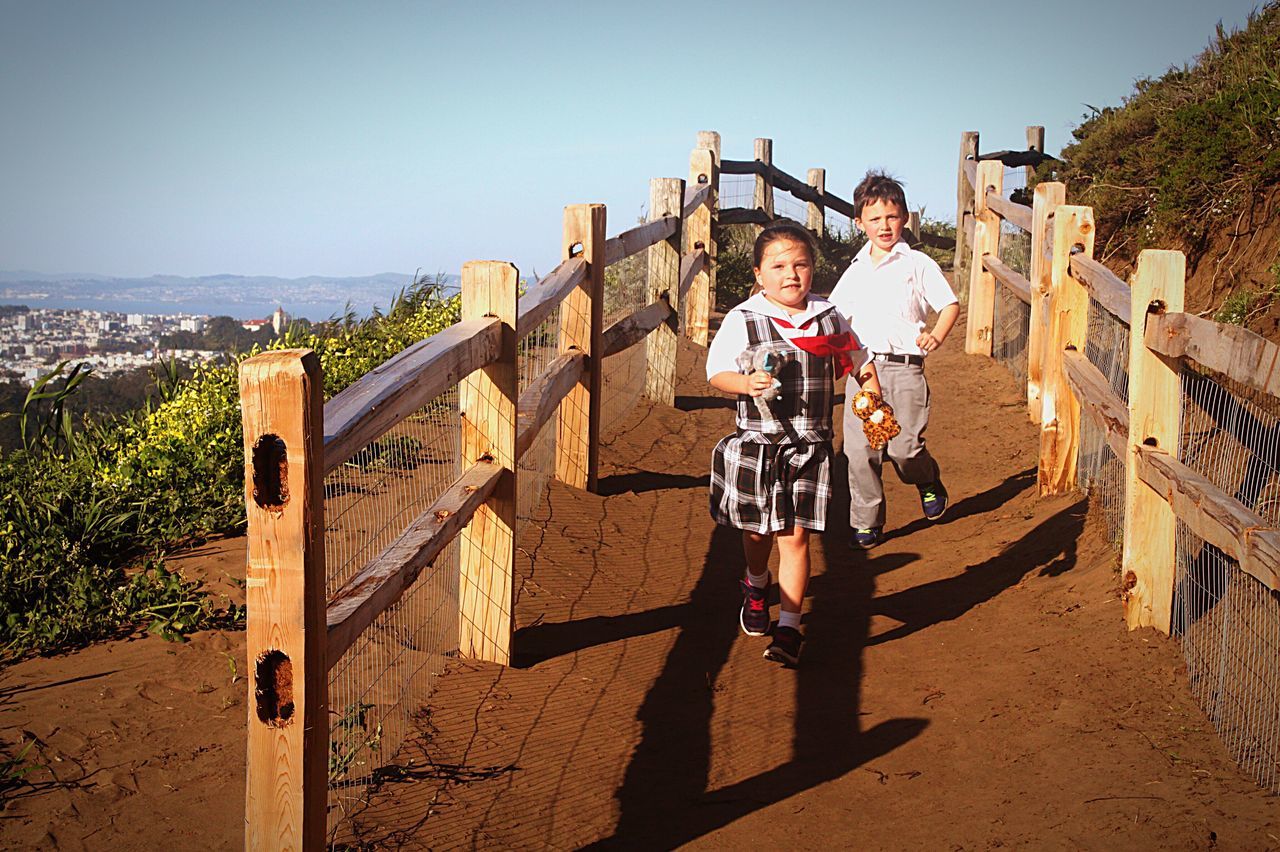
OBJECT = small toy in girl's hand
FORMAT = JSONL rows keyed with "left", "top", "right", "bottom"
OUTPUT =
{"left": 850, "top": 389, "right": 901, "bottom": 450}
{"left": 735, "top": 342, "right": 793, "bottom": 420}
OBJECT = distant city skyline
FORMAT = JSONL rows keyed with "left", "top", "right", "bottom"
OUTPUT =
{"left": 0, "top": 0, "right": 1265, "bottom": 280}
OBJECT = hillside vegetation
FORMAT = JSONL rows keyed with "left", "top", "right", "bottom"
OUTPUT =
{"left": 1040, "top": 2, "right": 1280, "bottom": 337}
{"left": 0, "top": 279, "right": 460, "bottom": 656}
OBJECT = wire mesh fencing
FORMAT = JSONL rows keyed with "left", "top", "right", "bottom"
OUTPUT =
{"left": 991, "top": 284, "right": 1030, "bottom": 387}
{"left": 1076, "top": 299, "right": 1130, "bottom": 552}
{"left": 323, "top": 391, "right": 463, "bottom": 841}
{"left": 719, "top": 174, "right": 754, "bottom": 211}
{"left": 1174, "top": 362, "right": 1280, "bottom": 792}
{"left": 601, "top": 248, "right": 661, "bottom": 437}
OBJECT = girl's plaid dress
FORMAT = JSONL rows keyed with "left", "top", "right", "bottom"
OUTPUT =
{"left": 710, "top": 305, "right": 839, "bottom": 534}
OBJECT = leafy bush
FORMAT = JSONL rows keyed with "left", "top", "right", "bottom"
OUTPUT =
{"left": 0, "top": 275, "right": 460, "bottom": 657}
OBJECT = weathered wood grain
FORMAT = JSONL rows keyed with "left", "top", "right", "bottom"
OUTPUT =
{"left": 517, "top": 351, "right": 585, "bottom": 460}
{"left": 325, "top": 461, "right": 505, "bottom": 664}
{"left": 1069, "top": 254, "right": 1131, "bottom": 325}
{"left": 1061, "top": 348, "right": 1128, "bottom": 460}
{"left": 323, "top": 318, "right": 501, "bottom": 476}
{"left": 1134, "top": 446, "right": 1280, "bottom": 593}
{"left": 603, "top": 215, "right": 679, "bottom": 267}
{"left": 240, "top": 349, "right": 328, "bottom": 850}
{"left": 1123, "top": 250, "right": 1184, "bottom": 633}
{"left": 985, "top": 189, "right": 1033, "bottom": 233}
{"left": 516, "top": 257, "right": 587, "bottom": 340}
{"left": 1145, "top": 310, "right": 1280, "bottom": 398}
{"left": 982, "top": 253, "right": 1032, "bottom": 305}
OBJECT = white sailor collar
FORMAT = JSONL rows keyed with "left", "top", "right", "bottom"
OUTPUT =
{"left": 737, "top": 292, "right": 835, "bottom": 324}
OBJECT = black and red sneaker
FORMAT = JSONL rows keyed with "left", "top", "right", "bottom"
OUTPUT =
{"left": 739, "top": 580, "right": 769, "bottom": 637}
{"left": 763, "top": 626, "right": 803, "bottom": 667}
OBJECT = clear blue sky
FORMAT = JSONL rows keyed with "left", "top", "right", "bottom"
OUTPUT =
{"left": 0, "top": 0, "right": 1264, "bottom": 281}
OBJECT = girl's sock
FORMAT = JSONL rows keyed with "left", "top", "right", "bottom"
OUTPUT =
{"left": 778, "top": 610, "right": 802, "bottom": 631}
{"left": 746, "top": 568, "right": 770, "bottom": 589}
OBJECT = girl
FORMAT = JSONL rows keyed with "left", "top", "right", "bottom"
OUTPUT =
{"left": 707, "top": 223, "right": 880, "bottom": 666}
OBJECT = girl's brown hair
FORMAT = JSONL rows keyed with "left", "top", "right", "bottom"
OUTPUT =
{"left": 752, "top": 222, "right": 817, "bottom": 267}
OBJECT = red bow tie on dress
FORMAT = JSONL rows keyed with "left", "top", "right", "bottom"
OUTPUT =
{"left": 770, "top": 316, "right": 862, "bottom": 378}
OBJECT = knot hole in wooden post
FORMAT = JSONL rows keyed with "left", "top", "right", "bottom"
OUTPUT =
{"left": 1070, "top": 243, "right": 1085, "bottom": 256}
{"left": 697, "top": 173, "right": 708, "bottom": 185}
{"left": 568, "top": 242, "right": 584, "bottom": 258}
{"left": 251, "top": 434, "right": 289, "bottom": 515}
{"left": 1148, "top": 299, "right": 1167, "bottom": 315}
{"left": 254, "top": 649, "right": 295, "bottom": 727}
{"left": 1142, "top": 436, "right": 1160, "bottom": 448}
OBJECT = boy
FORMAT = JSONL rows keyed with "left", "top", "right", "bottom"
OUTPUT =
{"left": 829, "top": 171, "right": 959, "bottom": 549}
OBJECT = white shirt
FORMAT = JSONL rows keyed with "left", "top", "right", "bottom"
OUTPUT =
{"left": 706, "top": 292, "right": 867, "bottom": 379}
{"left": 828, "top": 240, "right": 957, "bottom": 356}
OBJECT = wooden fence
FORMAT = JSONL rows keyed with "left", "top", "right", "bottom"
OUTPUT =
{"left": 955, "top": 129, "right": 1280, "bottom": 628}
{"left": 237, "top": 130, "right": 885, "bottom": 849}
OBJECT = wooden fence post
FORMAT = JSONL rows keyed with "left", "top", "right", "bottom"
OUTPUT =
{"left": 1038, "top": 205, "right": 1095, "bottom": 496}
{"left": 908, "top": 210, "right": 921, "bottom": 246}
{"left": 458, "top": 261, "right": 518, "bottom": 664}
{"left": 807, "top": 168, "right": 825, "bottom": 237}
{"left": 753, "top": 137, "right": 774, "bottom": 223}
{"left": 1025, "top": 125, "right": 1045, "bottom": 185}
{"left": 686, "top": 144, "right": 718, "bottom": 347}
{"left": 645, "top": 177, "right": 684, "bottom": 406}
{"left": 556, "top": 204, "right": 606, "bottom": 491}
{"left": 240, "top": 349, "right": 327, "bottom": 852}
{"left": 963, "top": 160, "right": 1003, "bottom": 356}
{"left": 1026, "top": 181, "right": 1067, "bottom": 423}
{"left": 953, "top": 130, "right": 979, "bottom": 303}
{"left": 1123, "top": 250, "right": 1186, "bottom": 633}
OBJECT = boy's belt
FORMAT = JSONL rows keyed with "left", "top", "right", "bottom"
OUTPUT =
{"left": 873, "top": 352, "right": 925, "bottom": 366}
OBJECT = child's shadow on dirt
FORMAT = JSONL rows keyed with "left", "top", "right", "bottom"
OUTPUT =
{"left": 586, "top": 454, "right": 928, "bottom": 849}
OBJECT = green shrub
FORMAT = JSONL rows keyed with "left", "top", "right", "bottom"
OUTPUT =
{"left": 0, "top": 274, "right": 461, "bottom": 657}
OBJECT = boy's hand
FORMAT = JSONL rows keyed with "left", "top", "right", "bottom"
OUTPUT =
{"left": 745, "top": 370, "right": 773, "bottom": 397}
{"left": 916, "top": 331, "right": 942, "bottom": 352}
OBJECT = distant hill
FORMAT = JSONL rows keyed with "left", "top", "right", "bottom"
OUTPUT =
{"left": 0, "top": 270, "right": 460, "bottom": 321}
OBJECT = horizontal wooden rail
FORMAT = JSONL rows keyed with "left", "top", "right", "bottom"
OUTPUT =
{"left": 1134, "top": 445, "right": 1280, "bottom": 593}
{"left": 1145, "top": 311, "right": 1280, "bottom": 398}
{"left": 1069, "top": 254, "right": 1131, "bottom": 324}
{"left": 323, "top": 318, "right": 502, "bottom": 475}
{"left": 602, "top": 300, "right": 672, "bottom": 358}
{"left": 516, "top": 257, "right": 588, "bottom": 339}
{"left": 720, "top": 158, "right": 855, "bottom": 220}
{"left": 516, "top": 351, "right": 585, "bottom": 460}
{"left": 982, "top": 254, "right": 1032, "bottom": 304}
{"left": 720, "top": 158, "right": 766, "bottom": 176}
{"left": 985, "top": 190, "right": 1033, "bottom": 232}
{"left": 719, "top": 207, "right": 773, "bottom": 226}
{"left": 1062, "top": 349, "right": 1129, "bottom": 460}
{"left": 603, "top": 215, "right": 679, "bottom": 267}
{"left": 820, "top": 191, "right": 856, "bottom": 220}
{"left": 769, "top": 167, "right": 823, "bottom": 206}
{"left": 678, "top": 249, "right": 706, "bottom": 302}
{"left": 916, "top": 231, "right": 957, "bottom": 251}
{"left": 682, "top": 183, "right": 711, "bottom": 217}
{"left": 325, "top": 460, "right": 505, "bottom": 663}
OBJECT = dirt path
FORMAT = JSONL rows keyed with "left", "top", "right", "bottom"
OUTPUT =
{"left": 3, "top": 327, "right": 1279, "bottom": 849}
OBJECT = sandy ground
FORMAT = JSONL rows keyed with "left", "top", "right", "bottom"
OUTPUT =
{"left": 3, "top": 325, "right": 1278, "bottom": 850}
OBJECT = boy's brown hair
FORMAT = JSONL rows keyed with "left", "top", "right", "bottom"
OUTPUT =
{"left": 852, "top": 170, "right": 907, "bottom": 219}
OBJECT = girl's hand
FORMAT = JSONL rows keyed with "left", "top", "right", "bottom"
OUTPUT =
{"left": 745, "top": 370, "right": 773, "bottom": 397}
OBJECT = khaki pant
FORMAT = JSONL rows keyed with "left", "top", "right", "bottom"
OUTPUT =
{"left": 843, "top": 360, "right": 940, "bottom": 529}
